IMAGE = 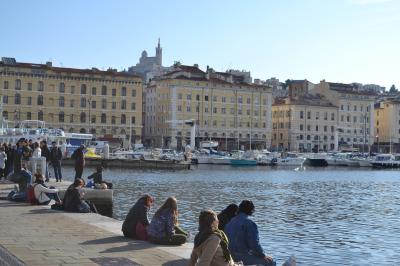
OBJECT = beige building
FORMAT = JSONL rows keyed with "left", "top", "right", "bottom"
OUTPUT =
{"left": 144, "top": 64, "right": 273, "bottom": 150}
{"left": 374, "top": 100, "right": 400, "bottom": 152}
{"left": 312, "top": 80, "right": 376, "bottom": 151}
{"left": 0, "top": 57, "right": 143, "bottom": 143}
{"left": 272, "top": 80, "right": 338, "bottom": 152}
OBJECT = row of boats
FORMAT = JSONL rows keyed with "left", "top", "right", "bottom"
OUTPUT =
{"left": 191, "top": 150, "right": 400, "bottom": 168}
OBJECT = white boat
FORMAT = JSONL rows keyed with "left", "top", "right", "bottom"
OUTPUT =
{"left": 371, "top": 154, "right": 400, "bottom": 168}
{"left": 200, "top": 141, "right": 219, "bottom": 149}
{"left": 210, "top": 156, "right": 231, "bottom": 165}
{"left": 276, "top": 152, "right": 306, "bottom": 166}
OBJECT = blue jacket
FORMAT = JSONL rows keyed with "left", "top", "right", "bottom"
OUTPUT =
{"left": 225, "top": 212, "right": 265, "bottom": 257}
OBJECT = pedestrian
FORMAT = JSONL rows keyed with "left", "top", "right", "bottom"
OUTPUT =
{"left": 71, "top": 145, "right": 85, "bottom": 180}
{"left": 49, "top": 141, "right": 63, "bottom": 182}
{"left": 0, "top": 146, "right": 7, "bottom": 180}
{"left": 40, "top": 141, "right": 51, "bottom": 182}
{"left": 5, "top": 143, "right": 14, "bottom": 176}
{"left": 225, "top": 200, "right": 275, "bottom": 266}
{"left": 122, "top": 194, "right": 154, "bottom": 240}
{"left": 32, "top": 142, "right": 41, "bottom": 158}
{"left": 189, "top": 209, "right": 240, "bottom": 266}
{"left": 148, "top": 197, "right": 188, "bottom": 245}
{"left": 218, "top": 204, "right": 239, "bottom": 231}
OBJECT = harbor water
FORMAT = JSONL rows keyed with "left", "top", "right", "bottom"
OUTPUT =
{"left": 62, "top": 165, "right": 400, "bottom": 265}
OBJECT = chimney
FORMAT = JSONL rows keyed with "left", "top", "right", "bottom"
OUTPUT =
{"left": 194, "top": 64, "right": 199, "bottom": 68}
{"left": 46, "top": 61, "right": 52, "bottom": 67}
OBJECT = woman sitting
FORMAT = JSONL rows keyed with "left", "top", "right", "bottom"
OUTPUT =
{"left": 189, "top": 209, "right": 240, "bottom": 266}
{"left": 218, "top": 204, "right": 238, "bottom": 231}
{"left": 148, "top": 197, "right": 188, "bottom": 245}
{"left": 63, "top": 178, "right": 91, "bottom": 213}
{"left": 122, "top": 194, "right": 154, "bottom": 240}
{"left": 33, "top": 173, "right": 61, "bottom": 205}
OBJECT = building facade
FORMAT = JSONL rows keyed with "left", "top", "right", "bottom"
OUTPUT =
{"left": 272, "top": 80, "right": 337, "bottom": 152}
{"left": 312, "top": 80, "right": 376, "bottom": 151}
{"left": 374, "top": 100, "right": 400, "bottom": 153}
{"left": 0, "top": 57, "right": 143, "bottom": 143}
{"left": 144, "top": 64, "right": 273, "bottom": 150}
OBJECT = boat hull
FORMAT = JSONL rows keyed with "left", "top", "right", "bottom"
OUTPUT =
{"left": 304, "top": 158, "right": 328, "bottom": 167}
{"left": 230, "top": 159, "right": 257, "bottom": 166}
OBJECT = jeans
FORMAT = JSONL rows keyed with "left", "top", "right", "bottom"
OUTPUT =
{"left": 52, "top": 161, "right": 62, "bottom": 181}
{"left": 79, "top": 201, "right": 91, "bottom": 213}
{"left": 75, "top": 166, "right": 83, "bottom": 180}
{"left": 149, "top": 226, "right": 188, "bottom": 245}
{"left": 0, "top": 168, "right": 5, "bottom": 179}
{"left": 231, "top": 252, "right": 276, "bottom": 266}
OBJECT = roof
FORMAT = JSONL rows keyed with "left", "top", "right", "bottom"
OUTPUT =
{"left": 327, "top": 82, "right": 377, "bottom": 96}
{"left": 175, "top": 65, "right": 205, "bottom": 74}
{"left": 273, "top": 94, "right": 336, "bottom": 107}
{"left": 0, "top": 60, "right": 141, "bottom": 79}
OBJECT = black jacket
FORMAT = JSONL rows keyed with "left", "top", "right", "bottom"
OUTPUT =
{"left": 63, "top": 188, "right": 83, "bottom": 212}
{"left": 41, "top": 146, "right": 51, "bottom": 162}
{"left": 122, "top": 199, "right": 150, "bottom": 237}
{"left": 49, "top": 147, "right": 62, "bottom": 162}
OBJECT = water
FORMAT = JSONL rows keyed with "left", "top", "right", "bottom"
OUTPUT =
{"left": 62, "top": 165, "right": 400, "bottom": 265}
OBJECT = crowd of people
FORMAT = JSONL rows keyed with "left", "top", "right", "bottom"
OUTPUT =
{"left": 121, "top": 196, "right": 293, "bottom": 266}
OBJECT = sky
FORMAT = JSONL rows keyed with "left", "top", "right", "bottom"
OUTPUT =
{"left": 1, "top": 0, "right": 399, "bottom": 89}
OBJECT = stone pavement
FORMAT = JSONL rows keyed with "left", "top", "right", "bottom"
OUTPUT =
{"left": 0, "top": 186, "right": 192, "bottom": 266}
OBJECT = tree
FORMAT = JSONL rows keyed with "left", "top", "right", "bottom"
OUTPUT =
{"left": 390, "top": 84, "right": 397, "bottom": 93}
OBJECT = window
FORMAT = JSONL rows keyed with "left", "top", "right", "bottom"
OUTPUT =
{"left": 354, "top": 105, "right": 357, "bottom": 111}
{"left": 178, "top": 105, "right": 182, "bottom": 111}
{"left": 205, "top": 95, "right": 209, "bottom": 101}
{"left": 307, "top": 111, "right": 311, "bottom": 119}
{"left": 213, "top": 107, "right": 217, "bottom": 114}
{"left": 238, "top": 96, "right": 242, "bottom": 104}
{"left": 91, "top": 116, "right": 96, "bottom": 124}
{"left": 38, "top": 111, "right": 43, "bottom": 121}
{"left": 205, "top": 107, "right": 208, "bottom": 113}
{"left": 300, "top": 124, "right": 304, "bottom": 131}
{"left": 324, "top": 112, "right": 328, "bottom": 120}
{"left": 102, "top": 85, "right": 107, "bottom": 95}
{"left": 37, "top": 95, "right": 44, "bottom": 105}
{"left": 121, "top": 100, "right": 126, "bottom": 110}
{"left": 59, "top": 112, "right": 64, "bottom": 122}
{"left": 316, "top": 125, "right": 319, "bottom": 131}
{"left": 111, "top": 116, "right": 116, "bottom": 124}
{"left": 331, "top": 113, "right": 335, "bottom": 120}
{"left": 121, "top": 87, "right": 127, "bottom": 96}
{"left": 213, "top": 96, "right": 217, "bottom": 102}
{"left": 187, "top": 94, "right": 191, "bottom": 100}
{"left": 347, "top": 115, "right": 350, "bottom": 122}
{"left": 91, "top": 100, "right": 96, "bottom": 109}
{"left": 132, "top": 89, "right": 136, "bottom": 97}
{"left": 102, "top": 99, "right": 107, "bottom": 109}
{"left": 246, "top": 98, "right": 251, "bottom": 104}
{"left": 4, "top": 81, "right": 9, "bottom": 89}
{"left": 300, "top": 111, "right": 304, "bottom": 119}
{"left": 71, "top": 86, "right": 75, "bottom": 94}
{"left": 222, "top": 97, "right": 226, "bottom": 103}
{"left": 59, "top": 96, "right": 65, "bottom": 107}
{"left": 230, "top": 97, "right": 235, "bottom": 103}
{"left": 27, "top": 83, "right": 32, "bottom": 91}
{"left": 307, "top": 125, "right": 311, "bottom": 131}
{"left": 14, "top": 93, "right": 21, "bottom": 104}
{"left": 70, "top": 99, "right": 74, "bottom": 108}
{"left": 222, "top": 108, "right": 226, "bottom": 114}
{"left": 101, "top": 113, "right": 107, "bottom": 123}
{"left": 347, "top": 105, "right": 350, "bottom": 111}
{"left": 38, "top": 81, "right": 44, "bottom": 91}
{"left": 353, "top": 116, "right": 357, "bottom": 123}
{"left": 324, "top": 126, "right": 327, "bottom": 132}
{"left": 112, "top": 102, "right": 116, "bottom": 109}
{"left": 70, "top": 114, "right": 74, "bottom": 123}
{"left": 26, "top": 112, "right": 31, "bottom": 120}
{"left": 80, "top": 98, "right": 87, "bottom": 108}
{"left": 121, "top": 114, "right": 126, "bottom": 124}
{"left": 80, "top": 112, "right": 86, "bottom": 123}
{"left": 196, "top": 95, "right": 200, "bottom": 101}
{"left": 59, "top": 83, "right": 65, "bottom": 93}
{"left": 15, "top": 79, "right": 21, "bottom": 90}
{"left": 3, "top": 96, "right": 8, "bottom": 104}
{"left": 131, "top": 102, "right": 136, "bottom": 110}
{"left": 92, "top": 87, "right": 97, "bottom": 95}
{"left": 112, "top": 88, "right": 116, "bottom": 96}
{"left": 187, "top": 106, "right": 191, "bottom": 112}
{"left": 27, "top": 96, "right": 32, "bottom": 105}
{"left": 131, "top": 116, "right": 136, "bottom": 124}
{"left": 80, "top": 84, "right": 87, "bottom": 94}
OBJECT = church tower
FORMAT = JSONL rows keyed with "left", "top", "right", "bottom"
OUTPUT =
{"left": 155, "top": 38, "right": 162, "bottom": 66}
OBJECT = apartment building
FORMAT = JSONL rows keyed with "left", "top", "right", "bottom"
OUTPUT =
{"left": 0, "top": 57, "right": 143, "bottom": 143}
{"left": 374, "top": 100, "right": 400, "bottom": 152}
{"left": 144, "top": 63, "right": 273, "bottom": 150}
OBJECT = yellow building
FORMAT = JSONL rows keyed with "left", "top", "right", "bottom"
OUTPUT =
{"left": 312, "top": 80, "right": 376, "bottom": 151}
{"left": 144, "top": 64, "right": 273, "bottom": 150}
{"left": 272, "top": 80, "right": 338, "bottom": 152}
{"left": 374, "top": 100, "right": 400, "bottom": 152}
{"left": 0, "top": 57, "right": 142, "bottom": 143}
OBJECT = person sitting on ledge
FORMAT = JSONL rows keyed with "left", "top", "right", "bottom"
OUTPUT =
{"left": 87, "top": 166, "right": 113, "bottom": 189}
{"left": 218, "top": 203, "right": 239, "bottom": 231}
{"left": 7, "top": 165, "right": 33, "bottom": 202}
{"left": 148, "top": 197, "right": 188, "bottom": 245}
{"left": 33, "top": 173, "right": 61, "bottom": 205}
{"left": 189, "top": 209, "right": 241, "bottom": 266}
{"left": 63, "top": 178, "right": 91, "bottom": 213}
{"left": 122, "top": 194, "right": 154, "bottom": 240}
{"left": 225, "top": 200, "right": 275, "bottom": 266}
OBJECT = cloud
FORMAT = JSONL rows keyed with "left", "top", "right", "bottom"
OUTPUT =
{"left": 350, "top": 0, "right": 393, "bottom": 5}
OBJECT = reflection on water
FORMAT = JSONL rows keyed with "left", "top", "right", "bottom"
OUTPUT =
{"left": 63, "top": 165, "right": 400, "bottom": 265}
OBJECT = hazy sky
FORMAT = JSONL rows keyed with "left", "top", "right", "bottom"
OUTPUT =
{"left": 1, "top": 0, "right": 399, "bottom": 88}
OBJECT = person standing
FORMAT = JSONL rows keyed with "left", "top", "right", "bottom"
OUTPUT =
{"left": 71, "top": 145, "right": 85, "bottom": 180}
{"left": 40, "top": 141, "right": 51, "bottom": 182}
{"left": 49, "top": 141, "right": 63, "bottom": 182}
{"left": 225, "top": 200, "right": 275, "bottom": 266}
{"left": 0, "top": 147, "right": 7, "bottom": 180}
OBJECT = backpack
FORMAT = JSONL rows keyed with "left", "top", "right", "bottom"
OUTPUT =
{"left": 26, "top": 184, "right": 39, "bottom": 205}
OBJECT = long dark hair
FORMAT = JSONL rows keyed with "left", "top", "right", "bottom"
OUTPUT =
{"left": 198, "top": 209, "right": 218, "bottom": 233}
{"left": 154, "top": 197, "right": 178, "bottom": 225}
{"left": 69, "top": 178, "right": 84, "bottom": 189}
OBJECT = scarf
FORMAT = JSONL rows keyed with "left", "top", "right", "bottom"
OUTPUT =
{"left": 194, "top": 229, "right": 232, "bottom": 262}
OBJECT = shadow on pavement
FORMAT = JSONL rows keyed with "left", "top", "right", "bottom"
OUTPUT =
{"left": 81, "top": 236, "right": 154, "bottom": 253}
{"left": 162, "top": 259, "right": 188, "bottom": 266}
